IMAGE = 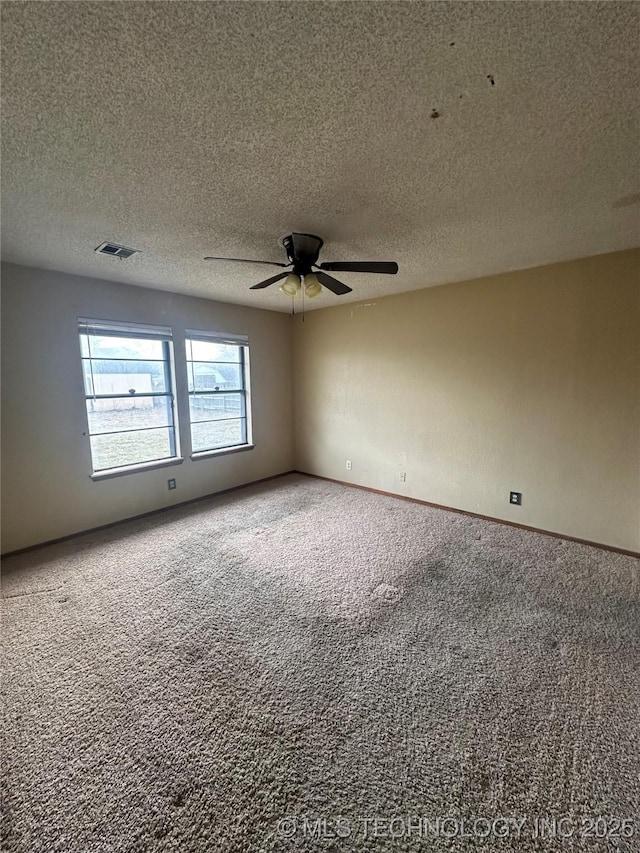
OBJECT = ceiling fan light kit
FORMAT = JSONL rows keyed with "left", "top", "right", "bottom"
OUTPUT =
{"left": 279, "top": 274, "right": 302, "bottom": 297}
{"left": 303, "top": 274, "right": 322, "bottom": 298}
{"left": 205, "top": 233, "right": 399, "bottom": 299}
{"left": 279, "top": 273, "right": 323, "bottom": 299}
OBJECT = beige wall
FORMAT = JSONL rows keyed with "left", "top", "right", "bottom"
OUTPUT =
{"left": 293, "top": 249, "right": 640, "bottom": 552}
{"left": 1, "top": 262, "right": 293, "bottom": 552}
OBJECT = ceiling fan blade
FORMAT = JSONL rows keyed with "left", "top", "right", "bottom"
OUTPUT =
{"left": 204, "top": 256, "right": 289, "bottom": 267}
{"left": 316, "top": 271, "right": 352, "bottom": 295}
{"left": 319, "top": 261, "right": 398, "bottom": 274}
{"left": 249, "top": 271, "right": 290, "bottom": 290}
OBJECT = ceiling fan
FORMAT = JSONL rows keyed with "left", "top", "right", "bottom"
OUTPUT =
{"left": 205, "top": 233, "right": 398, "bottom": 298}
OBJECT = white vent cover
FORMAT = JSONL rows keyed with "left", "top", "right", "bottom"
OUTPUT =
{"left": 95, "top": 241, "right": 139, "bottom": 259}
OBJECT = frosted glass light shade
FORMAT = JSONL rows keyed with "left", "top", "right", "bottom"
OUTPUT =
{"left": 304, "top": 274, "right": 322, "bottom": 298}
{"left": 279, "top": 274, "right": 301, "bottom": 297}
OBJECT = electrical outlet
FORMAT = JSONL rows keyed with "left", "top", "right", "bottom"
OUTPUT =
{"left": 168, "top": 478, "right": 177, "bottom": 490}
{"left": 400, "top": 472, "right": 407, "bottom": 482}
{"left": 346, "top": 460, "right": 352, "bottom": 471}
{"left": 509, "top": 491, "right": 522, "bottom": 505}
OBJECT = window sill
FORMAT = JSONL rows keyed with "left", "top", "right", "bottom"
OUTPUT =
{"left": 190, "top": 444, "right": 254, "bottom": 461}
{"left": 91, "top": 457, "right": 184, "bottom": 481}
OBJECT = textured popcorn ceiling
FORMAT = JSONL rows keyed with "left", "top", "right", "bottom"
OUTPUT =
{"left": 1, "top": 1, "right": 639, "bottom": 312}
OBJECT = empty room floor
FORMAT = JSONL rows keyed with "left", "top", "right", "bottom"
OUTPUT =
{"left": 2, "top": 474, "right": 639, "bottom": 851}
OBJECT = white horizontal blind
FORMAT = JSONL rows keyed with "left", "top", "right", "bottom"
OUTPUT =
{"left": 185, "top": 329, "right": 249, "bottom": 347}
{"left": 78, "top": 318, "right": 173, "bottom": 341}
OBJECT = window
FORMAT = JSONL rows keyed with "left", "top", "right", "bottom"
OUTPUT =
{"left": 185, "top": 331, "right": 251, "bottom": 454}
{"left": 79, "top": 319, "right": 179, "bottom": 473}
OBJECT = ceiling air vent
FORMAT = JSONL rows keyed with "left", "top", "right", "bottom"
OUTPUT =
{"left": 95, "top": 241, "right": 139, "bottom": 259}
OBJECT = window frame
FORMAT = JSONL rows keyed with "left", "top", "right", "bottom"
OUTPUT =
{"left": 78, "top": 318, "right": 182, "bottom": 477}
{"left": 185, "top": 330, "right": 253, "bottom": 459}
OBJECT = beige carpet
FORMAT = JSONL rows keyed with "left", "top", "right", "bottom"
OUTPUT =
{"left": 2, "top": 473, "right": 639, "bottom": 852}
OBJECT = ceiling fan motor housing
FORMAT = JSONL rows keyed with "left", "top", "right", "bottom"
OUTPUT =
{"left": 281, "top": 233, "right": 323, "bottom": 275}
